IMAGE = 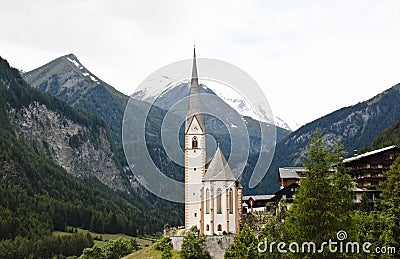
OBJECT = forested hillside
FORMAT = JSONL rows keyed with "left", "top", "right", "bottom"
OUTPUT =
{"left": 0, "top": 56, "right": 182, "bottom": 257}
{"left": 250, "top": 83, "right": 400, "bottom": 194}
{"left": 372, "top": 120, "right": 400, "bottom": 148}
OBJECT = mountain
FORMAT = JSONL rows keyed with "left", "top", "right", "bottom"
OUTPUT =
{"left": 23, "top": 54, "right": 128, "bottom": 143}
{"left": 371, "top": 119, "right": 400, "bottom": 148}
{"left": 5, "top": 57, "right": 127, "bottom": 191}
{"left": 275, "top": 115, "right": 300, "bottom": 131}
{"left": 133, "top": 80, "right": 297, "bottom": 131}
{"left": 0, "top": 56, "right": 183, "bottom": 257}
{"left": 21, "top": 53, "right": 184, "bottom": 192}
{"left": 23, "top": 55, "right": 291, "bottom": 196}
{"left": 132, "top": 81, "right": 292, "bottom": 146}
{"left": 251, "top": 83, "right": 400, "bottom": 194}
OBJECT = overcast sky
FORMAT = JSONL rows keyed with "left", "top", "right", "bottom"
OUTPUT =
{"left": 1, "top": 0, "right": 400, "bottom": 128}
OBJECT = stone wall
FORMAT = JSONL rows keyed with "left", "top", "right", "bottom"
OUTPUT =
{"left": 171, "top": 234, "right": 234, "bottom": 259}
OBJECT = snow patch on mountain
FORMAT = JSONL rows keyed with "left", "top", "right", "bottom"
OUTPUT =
{"left": 274, "top": 116, "right": 300, "bottom": 131}
{"left": 66, "top": 57, "right": 84, "bottom": 70}
{"left": 69, "top": 58, "right": 99, "bottom": 84}
{"left": 132, "top": 79, "right": 298, "bottom": 131}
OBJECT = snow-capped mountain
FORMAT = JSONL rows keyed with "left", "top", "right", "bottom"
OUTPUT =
{"left": 274, "top": 116, "right": 300, "bottom": 131}
{"left": 132, "top": 80, "right": 297, "bottom": 132}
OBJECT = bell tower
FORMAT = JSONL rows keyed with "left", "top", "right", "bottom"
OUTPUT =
{"left": 185, "top": 47, "right": 206, "bottom": 231}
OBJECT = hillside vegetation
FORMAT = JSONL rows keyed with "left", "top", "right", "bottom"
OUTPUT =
{"left": 0, "top": 56, "right": 182, "bottom": 257}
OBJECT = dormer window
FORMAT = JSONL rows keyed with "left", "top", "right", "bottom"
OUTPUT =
{"left": 192, "top": 136, "right": 198, "bottom": 148}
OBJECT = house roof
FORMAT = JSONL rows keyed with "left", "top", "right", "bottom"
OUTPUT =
{"left": 343, "top": 145, "right": 398, "bottom": 163}
{"left": 278, "top": 167, "right": 307, "bottom": 180}
{"left": 243, "top": 194, "right": 275, "bottom": 201}
{"left": 203, "top": 146, "right": 236, "bottom": 181}
{"left": 352, "top": 186, "right": 380, "bottom": 193}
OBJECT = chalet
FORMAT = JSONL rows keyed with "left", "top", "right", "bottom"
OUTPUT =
{"left": 242, "top": 194, "right": 275, "bottom": 213}
{"left": 343, "top": 145, "right": 400, "bottom": 203}
{"left": 274, "top": 145, "right": 399, "bottom": 204}
{"left": 278, "top": 167, "right": 306, "bottom": 188}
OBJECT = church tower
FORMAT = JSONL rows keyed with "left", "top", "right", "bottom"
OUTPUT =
{"left": 184, "top": 47, "right": 243, "bottom": 235}
{"left": 185, "top": 47, "right": 206, "bottom": 232}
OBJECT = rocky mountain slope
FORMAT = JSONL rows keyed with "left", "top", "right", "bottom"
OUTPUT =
{"left": 3, "top": 57, "right": 127, "bottom": 191}
{"left": 10, "top": 101, "right": 125, "bottom": 190}
{"left": 23, "top": 54, "right": 128, "bottom": 142}
{"left": 21, "top": 54, "right": 184, "bottom": 192}
{"left": 0, "top": 55, "right": 182, "bottom": 243}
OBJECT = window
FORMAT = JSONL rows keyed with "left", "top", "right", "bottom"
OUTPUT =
{"left": 217, "top": 224, "right": 222, "bottom": 231}
{"left": 217, "top": 188, "right": 222, "bottom": 214}
{"left": 192, "top": 136, "right": 198, "bottom": 148}
{"left": 229, "top": 188, "right": 233, "bottom": 214}
{"left": 206, "top": 189, "right": 210, "bottom": 214}
{"left": 194, "top": 213, "right": 197, "bottom": 217}
{"left": 206, "top": 225, "right": 209, "bottom": 231}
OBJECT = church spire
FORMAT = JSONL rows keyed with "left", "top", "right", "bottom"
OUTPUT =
{"left": 192, "top": 46, "right": 198, "bottom": 80}
{"left": 186, "top": 46, "right": 205, "bottom": 131}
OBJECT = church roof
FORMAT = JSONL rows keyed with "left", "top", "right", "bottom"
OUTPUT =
{"left": 186, "top": 47, "right": 205, "bottom": 132}
{"left": 203, "top": 146, "right": 236, "bottom": 181}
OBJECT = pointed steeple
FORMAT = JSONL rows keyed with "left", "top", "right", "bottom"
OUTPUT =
{"left": 192, "top": 46, "right": 198, "bottom": 80}
{"left": 186, "top": 46, "right": 205, "bottom": 131}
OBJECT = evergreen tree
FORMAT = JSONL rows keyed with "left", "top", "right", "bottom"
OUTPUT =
{"left": 379, "top": 156, "right": 400, "bottom": 255}
{"left": 180, "top": 226, "right": 210, "bottom": 259}
{"left": 155, "top": 236, "right": 173, "bottom": 259}
{"left": 224, "top": 224, "right": 258, "bottom": 258}
{"left": 284, "top": 130, "right": 354, "bottom": 258}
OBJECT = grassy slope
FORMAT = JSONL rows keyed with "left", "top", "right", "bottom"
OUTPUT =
{"left": 53, "top": 228, "right": 154, "bottom": 247}
{"left": 123, "top": 243, "right": 180, "bottom": 259}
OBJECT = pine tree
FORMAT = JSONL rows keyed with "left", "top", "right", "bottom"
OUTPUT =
{"left": 155, "top": 236, "right": 173, "bottom": 259}
{"left": 224, "top": 224, "right": 258, "bottom": 258}
{"left": 379, "top": 156, "right": 400, "bottom": 253}
{"left": 180, "top": 226, "right": 210, "bottom": 259}
{"left": 284, "top": 130, "right": 354, "bottom": 257}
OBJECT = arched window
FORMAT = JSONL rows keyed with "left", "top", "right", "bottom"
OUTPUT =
{"left": 206, "top": 189, "right": 210, "bottom": 214}
{"left": 229, "top": 188, "right": 233, "bottom": 214}
{"left": 206, "top": 225, "right": 209, "bottom": 231}
{"left": 217, "top": 188, "right": 222, "bottom": 214}
{"left": 217, "top": 224, "right": 222, "bottom": 231}
{"left": 192, "top": 136, "right": 198, "bottom": 148}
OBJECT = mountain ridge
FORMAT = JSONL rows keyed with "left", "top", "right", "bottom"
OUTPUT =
{"left": 250, "top": 82, "right": 400, "bottom": 194}
{"left": 23, "top": 54, "right": 128, "bottom": 142}
{"left": 22, "top": 53, "right": 400, "bottom": 197}
{"left": 0, "top": 55, "right": 182, "bottom": 248}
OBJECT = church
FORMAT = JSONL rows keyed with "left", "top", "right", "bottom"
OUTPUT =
{"left": 184, "top": 48, "right": 243, "bottom": 235}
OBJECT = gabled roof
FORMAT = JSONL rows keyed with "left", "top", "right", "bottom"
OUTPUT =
{"left": 243, "top": 194, "right": 275, "bottom": 202}
{"left": 203, "top": 146, "right": 236, "bottom": 181}
{"left": 343, "top": 145, "right": 398, "bottom": 163}
{"left": 278, "top": 167, "right": 307, "bottom": 180}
